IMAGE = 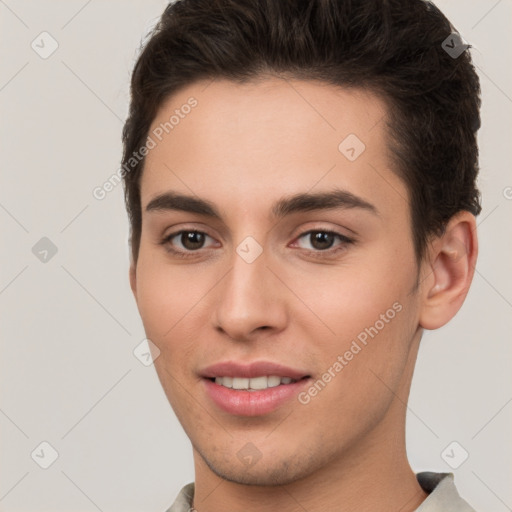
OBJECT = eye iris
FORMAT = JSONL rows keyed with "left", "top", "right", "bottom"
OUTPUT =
{"left": 311, "top": 231, "right": 334, "bottom": 250}
{"left": 182, "top": 231, "right": 205, "bottom": 250}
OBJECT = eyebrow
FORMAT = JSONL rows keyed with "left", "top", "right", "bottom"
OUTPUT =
{"left": 145, "top": 188, "right": 379, "bottom": 219}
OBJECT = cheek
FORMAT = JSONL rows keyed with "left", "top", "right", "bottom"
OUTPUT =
{"left": 135, "top": 251, "right": 204, "bottom": 340}
{"left": 288, "top": 256, "right": 414, "bottom": 342}
{"left": 294, "top": 294, "right": 416, "bottom": 436}
{"left": 134, "top": 249, "right": 224, "bottom": 385}
{"left": 134, "top": 253, "right": 206, "bottom": 415}
{"left": 287, "top": 253, "right": 418, "bottom": 392}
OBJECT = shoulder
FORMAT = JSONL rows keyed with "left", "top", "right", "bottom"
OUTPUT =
{"left": 163, "top": 482, "right": 195, "bottom": 512}
{"left": 415, "top": 472, "right": 476, "bottom": 512}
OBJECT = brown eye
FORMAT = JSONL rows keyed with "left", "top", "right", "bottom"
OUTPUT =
{"left": 180, "top": 231, "right": 205, "bottom": 250}
{"left": 162, "top": 230, "right": 216, "bottom": 253}
{"left": 294, "top": 229, "right": 354, "bottom": 254}
{"left": 309, "top": 231, "right": 335, "bottom": 250}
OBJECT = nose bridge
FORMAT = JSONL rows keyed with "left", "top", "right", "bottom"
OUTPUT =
{"left": 213, "top": 240, "right": 285, "bottom": 339}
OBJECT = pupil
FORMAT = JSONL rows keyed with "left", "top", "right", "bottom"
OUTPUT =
{"left": 182, "top": 231, "right": 205, "bottom": 250}
{"left": 311, "top": 231, "right": 334, "bottom": 250}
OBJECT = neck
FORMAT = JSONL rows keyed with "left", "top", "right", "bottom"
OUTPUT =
{"left": 191, "top": 330, "right": 427, "bottom": 512}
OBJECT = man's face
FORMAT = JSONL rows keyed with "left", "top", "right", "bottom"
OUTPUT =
{"left": 131, "top": 77, "right": 424, "bottom": 485}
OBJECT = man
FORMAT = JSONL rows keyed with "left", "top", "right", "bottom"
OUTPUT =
{"left": 122, "top": 0, "right": 481, "bottom": 510}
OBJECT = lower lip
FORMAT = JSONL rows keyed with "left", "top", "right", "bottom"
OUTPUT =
{"left": 203, "top": 378, "right": 311, "bottom": 416}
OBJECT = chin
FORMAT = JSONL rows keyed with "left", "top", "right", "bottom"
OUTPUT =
{"left": 196, "top": 443, "right": 323, "bottom": 487}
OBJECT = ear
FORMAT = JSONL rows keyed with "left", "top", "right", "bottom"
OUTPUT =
{"left": 419, "top": 211, "right": 478, "bottom": 330}
{"left": 129, "top": 262, "right": 137, "bottom": 300}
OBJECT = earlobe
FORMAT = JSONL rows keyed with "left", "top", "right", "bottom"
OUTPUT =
{"left": 419, "top": 211, "right": 478, "bottom": 330}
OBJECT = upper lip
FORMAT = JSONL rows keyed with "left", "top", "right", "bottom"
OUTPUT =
{"left": 200, "top": 361, "right": 310, "bottom": 380}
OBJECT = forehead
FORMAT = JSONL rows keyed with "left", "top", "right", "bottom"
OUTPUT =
{"left": 140, "top": 77, "right": 406, "bottom": 217}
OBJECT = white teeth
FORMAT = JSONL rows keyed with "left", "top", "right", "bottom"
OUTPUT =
{"left": 249, "top": 376, "right": 268, "bottom": 390}
{"left": 215, "top": 376, "right": 233, "bottom": 388}
{"left": 267, "top": 376, "right": 281, "bottom": 387}
{"left": 213, "top": 375, "right": 298, "bottom": 390}
{"left": 232, "top": 377, "right": 249, "bottom": 390}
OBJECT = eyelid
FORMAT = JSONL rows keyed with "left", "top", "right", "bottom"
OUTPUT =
{"left": 290, "top": 228, "right": 354, "bottom": 251}
{"left": 295, "top": 228, "right": 353, "bottom": 242}
{"left": 162, "top": 229, "right": 218, "bottom": 249}
{"left": 160, "top": 225, "right": 356, "bottom": 257}
{"left": 289, "top": 222, "right": 356, "bottom": 243}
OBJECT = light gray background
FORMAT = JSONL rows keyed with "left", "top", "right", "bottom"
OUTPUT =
{"left": 1, "top": 1, "right": 511, "bottom": 511}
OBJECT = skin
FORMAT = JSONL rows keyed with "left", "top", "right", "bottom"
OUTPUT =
{"left": 129, "top": 77, "right": 478, "bottom": 512}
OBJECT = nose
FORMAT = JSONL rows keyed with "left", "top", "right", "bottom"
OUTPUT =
{"left": 212, "top": 246, "right": 288, "bottom": 341}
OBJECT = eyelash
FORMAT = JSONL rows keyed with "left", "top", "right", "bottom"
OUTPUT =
{"left": 159, "top": 229, "right": 355, "bottom": 259}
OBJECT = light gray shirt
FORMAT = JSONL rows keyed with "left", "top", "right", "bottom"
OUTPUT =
{"left": 164, "top": 472, "right": 476, "bottom": 512}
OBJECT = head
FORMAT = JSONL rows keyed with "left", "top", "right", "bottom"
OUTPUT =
{"left": 123, "top": 0, "right": 481, "bottom": 487}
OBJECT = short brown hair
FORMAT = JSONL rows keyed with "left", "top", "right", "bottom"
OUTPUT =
{"left": 122, "top": 0, "right": 482, "bottom": 264}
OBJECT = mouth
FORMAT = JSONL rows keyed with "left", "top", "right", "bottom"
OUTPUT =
{"left": 206, "top": 375, "right": 310, "bottom": 391}
{"left": 199, "top": 361, "right": 312, "bottom": 416}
